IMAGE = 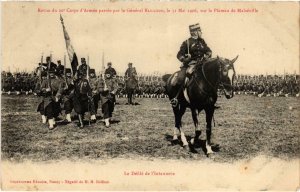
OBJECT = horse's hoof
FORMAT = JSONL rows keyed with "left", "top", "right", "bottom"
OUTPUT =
{"left": 190, "top": 138, "right": 195, "bottom": 145}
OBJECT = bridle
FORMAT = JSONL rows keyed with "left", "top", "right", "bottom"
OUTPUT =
{"left": 217, "top": 59, "right": 236, "bottom": 91}
{"left": 193, "top": 58, "right": 235, "bottom": 97}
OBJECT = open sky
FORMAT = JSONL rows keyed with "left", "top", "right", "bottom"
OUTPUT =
{"left": 2, "top": 2, "right": 299, "bottom": 75}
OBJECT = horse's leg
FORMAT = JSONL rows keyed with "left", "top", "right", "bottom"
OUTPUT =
{"left": 190, "top": 108, "right": 201, "bottom": 145}
{"left": 128, "top": 90, "right": 132, "bottom": 104}
{"left": 78, "top": 114, "right": 84, "bottom": 128}
{"left": 127, "top": 90, "right": 130, "bottom": 104}
{"left": 177, "top": 105, "right": 188, "bottom": 147}
{"left": 132, "top": 89, "right": 135, "bottom": 104}
{"left": 204, "top": 106, "right": 215, "bottom": 154}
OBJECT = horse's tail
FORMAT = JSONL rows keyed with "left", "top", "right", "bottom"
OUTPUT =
{"left": 162, "top": 74, "right": 172, "bottom": 83}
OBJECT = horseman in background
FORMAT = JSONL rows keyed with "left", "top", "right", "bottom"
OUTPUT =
{"left": 105, "top": 62, "right": 117, "bottom": 78}
{"left": 99, "top": 72, "right": 118, "bottom": 128}
{"left": 176, "top": 23, "right": 212, "bottom": 87}
{"left": 125, "top": 63, "right": 137, "bottom": 82}
{"left": 125, "top": 63, "right": 138, "bottom": 104}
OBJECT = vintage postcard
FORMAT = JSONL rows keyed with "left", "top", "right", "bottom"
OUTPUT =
{"left": 1, "top": 1, "right": 299, "bottom": 191}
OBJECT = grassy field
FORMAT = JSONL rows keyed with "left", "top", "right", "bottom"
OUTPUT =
{"left": 1, "top": 95, "right": 299, "bottom": 163}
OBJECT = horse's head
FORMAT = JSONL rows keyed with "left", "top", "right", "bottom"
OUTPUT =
{"left": 218, "top": 55, "right": 238, "bottom": 99}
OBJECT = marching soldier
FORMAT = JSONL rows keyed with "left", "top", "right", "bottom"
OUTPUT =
{"left": 36, "top": 70, "right": 66, "bottom": 130}
{"left": 89, "top": 69, "right": 100, "bottom": 122}
{"left": 73, "top": 71, "right": 96, "bottom": 128}
{"left": 176, "top": 23, "right": 212, "bottom": 87}
{"left": 99, "top": 73, "right": 118, "bottom": 127}
{"left": 104, "top": 62, "right": 117, "bottom": 78}
{"left": 62, "top": 68, "right": 74, "bottom": 123}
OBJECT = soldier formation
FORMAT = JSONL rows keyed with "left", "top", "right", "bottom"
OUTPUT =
{"left": 2, "top": 70, "right": 299, "bottom": 98}
{"left": 233, "top": 74, "right": 300, "bottom": 97}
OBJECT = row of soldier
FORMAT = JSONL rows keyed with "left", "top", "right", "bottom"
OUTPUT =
{"left": 2, "top": 64, "right": 300, "bottom": 98}
{"left": 233, "top": 74, "right": 300, "bottom": 97}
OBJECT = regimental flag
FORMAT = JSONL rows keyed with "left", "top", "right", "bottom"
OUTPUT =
{"left": 60, "top": 15, "right": 78, "bottom": 75}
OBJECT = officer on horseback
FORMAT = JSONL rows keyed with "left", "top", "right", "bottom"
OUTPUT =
{"left": 125, "top": 63, "right": 137, "bottom": 81}
{"left": 177, "top": 23, "right": 212, "bottom": 86}
{"left": 104, "top": 62, "right": 117, "bottom": 79}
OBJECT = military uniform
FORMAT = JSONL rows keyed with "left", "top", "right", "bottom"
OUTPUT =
{"left": 176, "top": 23, "right": 212, "bottom": 85}
{"left": 104, "top": 63, "right": 117, "bottom": 78}
{"left": 125, "top": 65, "right": 137, "bottom": 79}
{"left": 177, "top": 37, "right": 211, "bottom": 66}
{"left": 99, "top": 76, "right": 118, "bottom": 127}
{"left": 77, "top": 58, "right": 90, "bottom": 78}
{"left": 73, "top": 72, "right": 96, "bottom": 127}
{"left": 56, "top": 60, "right": 65, "bottom": 77}
{"left": 36, "top": 71, "right": 66, "bottom": 129}
{"left": 62, "top": 68, "right": 74, "bottom": 122}
{"left": 89, "top": 69, "right": 100, "bottom": 117}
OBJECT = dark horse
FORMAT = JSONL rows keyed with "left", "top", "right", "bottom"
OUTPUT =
{"left": 163, "top": 56, "right": 238, "bottom": 154}
{"left": 125, "top": 77, "right": 138, "bottom": 105}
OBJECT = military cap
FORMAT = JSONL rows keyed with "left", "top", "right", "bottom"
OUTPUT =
{"left": 189, "top": 23, "right": 201, "bottom": 32}
{"left": 57, "top": 60, "right": 61, "bottom": 64}
{"left": 128, "top": 62, "right": 133, "bottom": 66}
{"left": 46, "top": 56, "right": 51, "bottom": 61}
{"left": 107, "top": 62, "right": 112, "bottom": 66}
{"left": 89, "top": 69, "right": 96, "bottom": 75}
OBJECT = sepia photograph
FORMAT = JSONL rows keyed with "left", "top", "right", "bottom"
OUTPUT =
{"left": 1, "top": 1, "right": 299, "bottom": 191}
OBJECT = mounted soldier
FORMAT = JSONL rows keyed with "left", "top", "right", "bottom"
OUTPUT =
{"left": 99, "top": 73, "right": 118, "bottom": 127}
{"left": 169, "top": 23, "right": 212, "bottom": 106}
{"left": 176, "top": 23, "right": 212, "bottom": 87}
{"left": 104, "top": 62, "right": 117, "bottom": 79}
{"left": 125, "top": 62, "right": 137, "bottom": 81}
{"left": 125, "top": 63, "right": 138, "bottom": 104}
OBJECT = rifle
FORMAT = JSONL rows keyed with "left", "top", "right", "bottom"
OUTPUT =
{"left": 87, "top": 55, "right": 91, "bottom": 126}
{"left": 39, "top": 53, "right": 43, "bottom": 84}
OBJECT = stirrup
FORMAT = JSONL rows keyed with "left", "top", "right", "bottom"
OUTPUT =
{"left": 170, "top": 98, "right": 178, "bottom": 107}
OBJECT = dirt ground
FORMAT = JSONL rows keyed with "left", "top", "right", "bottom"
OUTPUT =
{"left": 1, "top": 95, "right": 299, "bottom": 162}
